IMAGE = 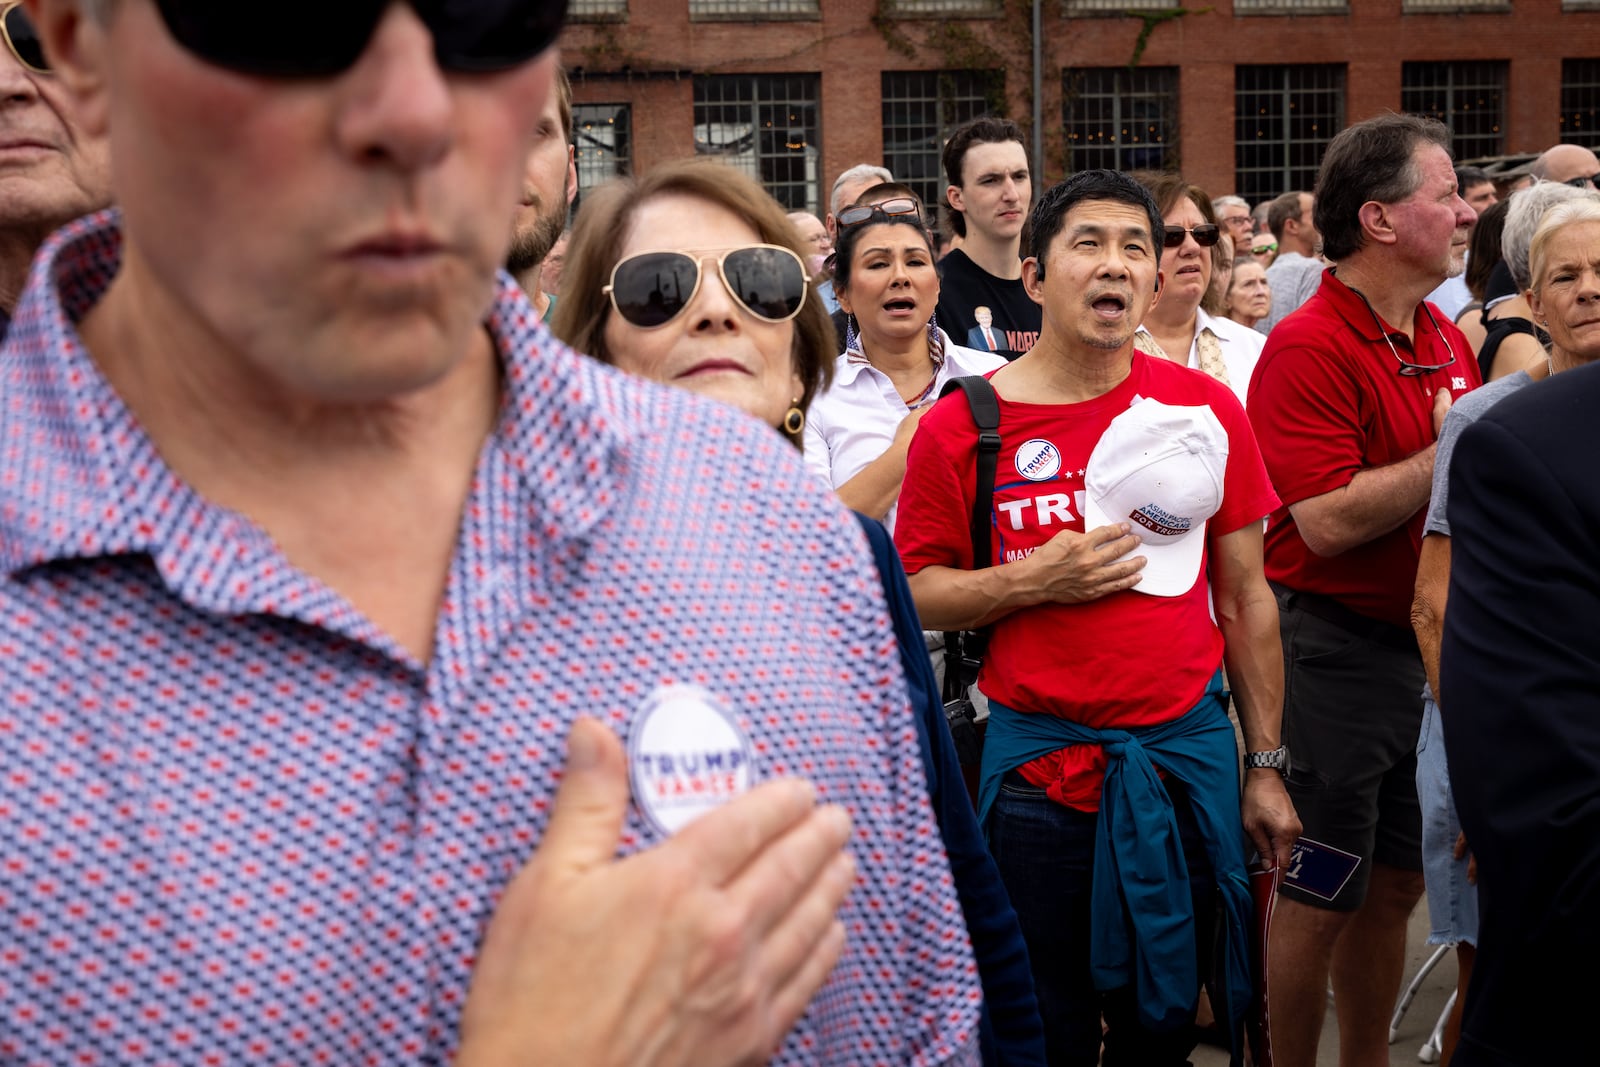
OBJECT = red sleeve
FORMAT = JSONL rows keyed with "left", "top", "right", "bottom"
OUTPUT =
{"left": 894, "top": 397, "right": 978, "bottom": 575}
{"left": 1211, "top": 385, "right": 1281, "bottom": 538}
{"left": 1247, "top": 341, "right": 1369, "bottom": 509}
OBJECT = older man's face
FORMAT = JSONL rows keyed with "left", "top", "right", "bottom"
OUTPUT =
{"left": 0, "top": 5, "right": 110, "bottom": 247}
{"left": 62, "top": 0, "right": 553, "bottom": 401}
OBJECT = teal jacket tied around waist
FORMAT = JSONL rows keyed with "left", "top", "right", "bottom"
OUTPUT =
{"left": 977, "top": 672, "right": 1250, "bottom": 1060}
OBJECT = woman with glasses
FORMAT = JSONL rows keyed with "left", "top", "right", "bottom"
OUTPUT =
{"left": 551, "top": 161, "right": 834, "bottom": 444}
{"left": 802, "top": 189, "right": 1004, "bottom": 529}
{"left": 550, "top": 159, "right": 1048, "bottom": 1067}
{"left": 1131, "top": 173, "right": 1266, "bottom": 408}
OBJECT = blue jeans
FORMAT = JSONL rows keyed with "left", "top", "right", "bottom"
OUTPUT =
{"left": 989, "top": 773, "right": 1216, "bottom": 1067}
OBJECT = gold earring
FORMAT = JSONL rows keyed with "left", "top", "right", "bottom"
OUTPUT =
{"left": 783, "top": 401, "right": 805, "bottom": 436}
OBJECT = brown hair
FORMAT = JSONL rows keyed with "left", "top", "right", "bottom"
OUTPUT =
{"left": 548, "top": 159, "right": 835, "bottom": 444}
{"left": 940, "top": 116, "right": 1027, "bottom": 239}
{"left": 1314, "top": 113, "right": 1451, "bottom": 262}
{"left": 552, "top": 66, "right": 573, "bottom": 145}
{"left": 1132, "top": 171, "right": 1226, "bottom": 308}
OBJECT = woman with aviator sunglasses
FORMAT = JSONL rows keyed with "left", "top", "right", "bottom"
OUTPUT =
{"left": 802, "top": 189, "right": 1003, "bottom": 531}
{"left": 551, "top": 159, "right": 833, "bottom": 444}
{"left": 1132, "top": 172, "right": 1266, "bottom": 410}
{"left": 552, "top": 160, "right": 1048, "bottom": 1067}
{"left": 1, "top": 0, "right": 45, "bottom": 73}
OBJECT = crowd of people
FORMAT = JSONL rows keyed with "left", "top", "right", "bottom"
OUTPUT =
{"left": 3, "top": 3, "right": 1598, "bottom": 1067}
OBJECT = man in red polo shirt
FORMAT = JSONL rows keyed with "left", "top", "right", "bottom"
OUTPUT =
{"left": 1246, "top": 114, "right": 1480, "bottom": 1067}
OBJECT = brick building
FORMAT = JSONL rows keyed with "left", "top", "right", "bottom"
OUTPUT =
{"left": 560, "top": 0, "right": 1600, "bottom": 217}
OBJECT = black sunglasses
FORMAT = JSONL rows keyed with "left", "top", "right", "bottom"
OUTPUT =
{"left": 152, "top": 0, "right": 567, "bottom": 78}
{"left": 604, "top": 245, "right": 809, "bottom": 330}
{"left": 837, "top": 197, "right": 924, "bottom": 231}
{"left": 1564, "top": 173, "right": 1600, "bottom": 190}
{"left": 1, "top": 2, "right": 46, "bottom": 74}
{"left": 1162, "top": 224, "right": 1221, "bottom": 249}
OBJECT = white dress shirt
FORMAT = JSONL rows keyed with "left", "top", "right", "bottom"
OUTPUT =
{"left": 1134, "top": 307, "right": 1266, "bottom": 410}
{"left": 803, "top": 328, "right": 1005, "bottom": 532}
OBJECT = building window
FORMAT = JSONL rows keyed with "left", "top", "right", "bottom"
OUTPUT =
{"left": 694, "top": 75, "right": 822, "bottom": 213}
{"left": 1233, "top": 0, "right": 1348, "bottom": 13}
{"left": 573, "top": 104, "right": 631, "bottom": 197}
{"left": 881, "top": 71, "right": 1005, "bottom": 209}
{"left": 1561, "top": 59, "right": 1600, "bottom": 147}
{"left": 689, "top": 0, "right": 819, "bottom": 17}
{"left": 882, "top": 0, "right": 1001, "bottom": 11}
{"left": 568, "top": 0, "right": 628, "bottom": 19}
{"left": 1401, "top": 0, "right": 1507, "bottom": 10}
{"left": 1063, "top": 67, "right": 1179, "bottom": 174}
{"left": 1401, "top": 61, "right": 1507, "bottom": 162}
{"left": 1064, "top": 0, "right": 1170, "bottom": 14}
{"left": 1235, "top": 65, "right": 1345, "bottom": 204}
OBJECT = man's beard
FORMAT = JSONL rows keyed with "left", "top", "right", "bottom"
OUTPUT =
{"left": 506, "top": 200, "right": 569, "bottom": 276}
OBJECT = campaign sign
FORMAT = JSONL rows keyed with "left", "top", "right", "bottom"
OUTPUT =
{"left": 627, "top": 684, "right": 755, "bottom": 835}
{"left": 1281, "top": 837, "right": 1362, "bottom": 902}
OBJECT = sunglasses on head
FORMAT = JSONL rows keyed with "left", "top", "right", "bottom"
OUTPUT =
{"left": 604, "top": 245, "right": 809, "bottom": 330}
{"left": 1, "top": 1, "right": 46, "bottom": 74}
{"left": 836, "top": 197, "right": 924, "bottom": 230}
{"left": 1162, "top": 224, "right": 1221, "bottom": 249}
{"left": 150, "top": 0, "right": 567, "bottom": 78}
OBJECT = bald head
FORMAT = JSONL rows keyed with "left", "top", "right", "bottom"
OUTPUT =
{"left": 1531, "top": 144, "right": 1600, "bottom": 187}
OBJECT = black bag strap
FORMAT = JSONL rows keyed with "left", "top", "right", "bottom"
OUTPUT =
{"left": 938, "top": 375, "right": 1001, "bottom": 570}
{"left": 937, "top": 375, "right": 1001, "bottom": 705}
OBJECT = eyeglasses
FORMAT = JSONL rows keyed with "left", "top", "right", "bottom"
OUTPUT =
{"left": 1350, "top": 284, "right": 1458, "bottom": 377}
{"left": 1251, "top": 241, "right": 1278, "bottom": 255}
{"left": 149, "top": 0, "right": 568, "bottom": 78}
{"left": 1221, "top": 215, "right": 1253, "bottom": 228}
{"left": 603, "top": 245, "right": 809, "bottom": 330}
{"left": 836, "top": 197, "right": 924, "bottom": 230}
{"left": 1564, "top": 174, "right": 1600, "bottom": 190}
{"left": 1162, "top": 224, "right": 1221, "bottom": 249}
{"left": 1, "top": 2, "right": 46, "bottom": 74}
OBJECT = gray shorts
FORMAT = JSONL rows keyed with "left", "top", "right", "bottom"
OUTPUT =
{"left": 1274, "top": 585, "right": 1425, "bottom": 911}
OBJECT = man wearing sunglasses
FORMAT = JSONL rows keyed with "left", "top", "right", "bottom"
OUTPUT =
{"left": 1247, "top": 113, "right": 1481, "bottom": 1067}
{"left": 0, "top": 3, "right": 986, "bottom": 1066}
{"left": 0, "top": 0, "right": 109, "bottom": 338}
{"left": 1529, "top": 140, "right": 1600, "bottom": 190}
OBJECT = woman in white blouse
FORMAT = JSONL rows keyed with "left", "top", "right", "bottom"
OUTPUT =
{"left": 803, "top": 192, "right": 1004, "bottom": 529}
{"left": 1131, "top": 172, "right": 1266, "bottom": 410}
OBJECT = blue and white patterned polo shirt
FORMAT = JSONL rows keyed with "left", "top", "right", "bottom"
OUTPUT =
{"left": 0, "top": 213, "right": 983, "bottom": 1066}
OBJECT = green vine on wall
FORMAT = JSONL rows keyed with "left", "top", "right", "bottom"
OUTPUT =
{"left": 576, "top": 23, "right": 652, "bottom": 73}
{"left": 1127, "top": 7, "right": 1213, "bottom": 69}
{"left": 871, "top": 0, "right": 1040, "bottom": 150}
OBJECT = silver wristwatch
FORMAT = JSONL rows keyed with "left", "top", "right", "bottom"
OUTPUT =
{"left": 1243, "top": 745, "right": 1290, "bottom": 779}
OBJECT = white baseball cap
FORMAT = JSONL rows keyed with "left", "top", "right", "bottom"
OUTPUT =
{"left": 1082, "top": 398, "right": 1229, "bottom": 597}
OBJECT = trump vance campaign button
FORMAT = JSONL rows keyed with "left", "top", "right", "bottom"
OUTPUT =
{"left": 627, "top": 684, "right": 755, "bottom": 835}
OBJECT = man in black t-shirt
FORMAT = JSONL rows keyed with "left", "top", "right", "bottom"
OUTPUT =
{"left": 934, "top": 117, "right": 1040, "bottom": 361}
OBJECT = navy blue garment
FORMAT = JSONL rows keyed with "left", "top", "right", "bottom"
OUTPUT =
{"left": 854, "top": 513, "right": 1047, "bottom": 1067}
{"left": 1442, "top": 363, "right": 1600, "bottom": 1066}
{"left": 977, "top": 675, "right": 1250, "bottom": 1063}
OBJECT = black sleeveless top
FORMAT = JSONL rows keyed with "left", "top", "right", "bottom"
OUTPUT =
{"left": 1477, "top": 313, "right": 1540, "bottom": 382}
